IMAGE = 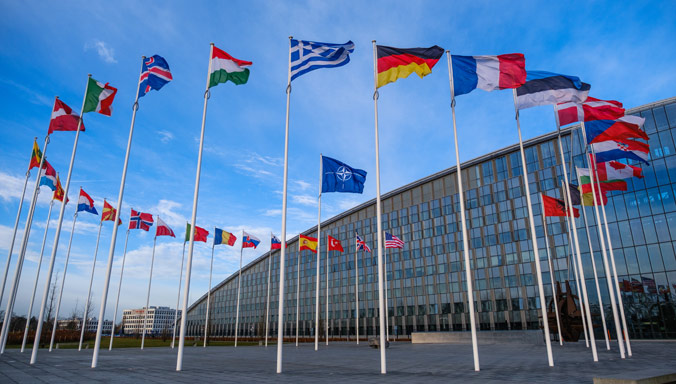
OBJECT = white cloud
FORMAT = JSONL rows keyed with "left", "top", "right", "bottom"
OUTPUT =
{"left": 157, "top": 130, "right": 174, "bottom": 144}
{"left": 0, "top": 171, "right": 27, "bottom": 202}
{"left": 292, "top": 194, "right": 317, "bottom": 207}
{"left": 294, "top": 180, "right": 312, "bottom": 191}
{"left": 84, "top": 40, "right": 117, "bottom": 63}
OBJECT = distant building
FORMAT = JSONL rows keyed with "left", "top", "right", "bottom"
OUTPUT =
{"left": 122, "top": 306, "right": 178, "bottom": 335}
{"left": 55, "top": 317, "right": 112, "bottom": 333}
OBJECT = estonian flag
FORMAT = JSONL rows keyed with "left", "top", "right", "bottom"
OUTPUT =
{"left": 516, "top": 70, "right": 590, "bottom": 110}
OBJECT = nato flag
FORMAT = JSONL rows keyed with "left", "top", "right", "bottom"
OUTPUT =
{"left": 322, "top": 156, "right": 367, "bottom": 194}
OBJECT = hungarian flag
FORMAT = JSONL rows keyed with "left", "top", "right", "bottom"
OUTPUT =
{"left": 585, "top": 116, "right": 648, "bottom": 144}
{"left": 542, "top": 194, "right": 579, "bottom": 218}
{"left": 327, "top": 235, "right": 344, "bottom": 252}
{"left": 271, "top": 234, "right": 283, "bottom": 249}
{"left": 556, "top": 97, "right": 625, "bottom": 126}
{"left": 130, "top": 209, "right": 154, "bottom": 231}
{"left": 185, "top": 223, "right": 209, "bottom": 243}
{"left": 242, "top": 231, "right": 261, "bottom": 249}
{"left": 83, "top": 77, "right": 118, "bottom": 116}
{"left": 209, "top": 45, "right": 252, "bottom": 87}
{"left": 53, "top": 174, "right": 68, "bottom": 204}
{"left": 29, "top": 139, "right": 42, "bottom": 170}
{"left": 156, "top": 217, "right": 176, "bottom": 237}
{"left": 48, "top": 98, "right": 83, "bottom": 134}
{"left": 101, "top": 200, "right": 122, "bottom": 225}
{"left": 376, "top": 45, "right": 444, "bottom": 88}
{"left": 77, "top": 188, "right": 98, "bottom": 215}
{"left": 215, "top": 228, "right": 236, "bottom": 246}
{"left": 299, "top": 234, "right": 318, "bottom": 253}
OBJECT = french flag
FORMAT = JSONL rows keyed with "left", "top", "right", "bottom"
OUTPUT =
{"left": 585, "top": 115, "right": 648, "bottom": 144}
{"left": 591, "top": 139, "right": 650, "bottom": 165}
{"left": 77, "top": 189, "right": 98, "bottom": 215}
{"left": 451, "top": 53, "right": 526, "bottom": 96}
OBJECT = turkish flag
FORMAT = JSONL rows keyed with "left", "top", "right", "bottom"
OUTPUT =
{"left": 327, "top": 235, "right": 344, "bottom": 252}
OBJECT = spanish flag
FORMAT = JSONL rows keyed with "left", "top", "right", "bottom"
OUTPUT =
{"left": 376, "top": 45, "right": 444, "bottom": 88}
{"left": 299, "top": 234, "right": 318, "bottom": 253}
{"left": 29, "top": 139, "right": 42, "bottom": 170}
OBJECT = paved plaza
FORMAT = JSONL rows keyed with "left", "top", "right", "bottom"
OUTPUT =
{"left": 0, "top": 340, "right": 675, "bottom": 383}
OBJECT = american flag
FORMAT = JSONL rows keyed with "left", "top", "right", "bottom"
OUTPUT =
{"left": 385, "top": 232, "right": 404, "bottom": 249}
{"left": 355, "top": 232, "right": 371, "bottom": 252}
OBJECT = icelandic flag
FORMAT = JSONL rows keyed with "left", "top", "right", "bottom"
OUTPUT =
{"left": 516, "top": 70, "right": 590, "bottom": 110}
{"left": 584, "top": 116, "right": 648, "bottom": 144}
{"left": 290, "top": 39, "right": 354, "bottom": 81}
{"left": 271, "top": 234, "right": 283, "bottom": 250}
{"left": 242, "top": 231, "right": 261, "bottom": 249}
{"left": 77, "top": 189, "right": 98, "bottom": 215}
{"left": 591, "top": 140, "right": 650, "bottom": 165}
{"left": 39, "top": 160, "right": 57, "bottom": 191}
{"left": 451, "top": 54, "right": 526, "bottom": 96}
{"left": 322, "top": 156, "right": 367, "bottom": 194}
{"left": 138, "top": 55, "right": 173, "bottom": 98}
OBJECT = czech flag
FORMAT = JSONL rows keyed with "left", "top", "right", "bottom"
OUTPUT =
{"left": 584, "top": 116, "right": 648, "bottom": 144}
{"left": 77, "top": 189, "right": 98, "bottom": 215}
{"left": 451, "top": 53, "right": 526, "bottom": 96}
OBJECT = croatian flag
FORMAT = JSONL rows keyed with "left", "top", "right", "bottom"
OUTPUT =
{"left": 451, "top": 54, "right": 526, "bottom": 96}
{"left": 242, "top": 231, "right": 261, "bottom": 249}
{"left": 556, "top": 97, "right": 625, "bottom": 126}
{"left": 77, "top": 189, "right": 98, "bottom": 215}
{"left": 138, "top": 55, "right": 173, "bottom": 98}
{"left": 38, "top": 160, "right": 57, "bottom": 191}
{"left": 591, "top": 140, "right": 650, "bottom": 165}
{"left": 271, "top": 234, "right": 283, "bottom": 250}
{"left": 584, "top": 116, "right": 648, "bottom": 144}
{"left": 516, "top": 71, "right": 590, "bottom": 110}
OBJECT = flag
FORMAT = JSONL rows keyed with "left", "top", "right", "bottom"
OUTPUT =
{"left": 156, "top": 217, "right": 176, "bottom": 237}
{"left": 101, "top": 200, "right": 121, "bottom": 225}
{"left": 327, "top": 235, "right": 344, "bottom": 252}
{"left": 38, "top": 160, "right": 57, "bottom": 191}
{"left": 214, "top": 228, "right": 236, "bottom": 246}
{"left": 299, "top": 234, "right": 318, "bottom": 253}
{"left": 356, "top": 233, "right": 371, "bottom": 252}
{"left": 49, "top": 98, "right": 84, "bottom": 134}
{"left": 596, "top": 160, "right": 643, "bottom": 180}
{"left": 209, "top": 46, "right": 252, "bottom": 87}
{"left": 53, "top": 174, "right": 68, "bottom": 204}
{"left": 584, "top": 116, "right": 648, "bottom": 144}
{"left": 642, "top": 276, "right": 657, "bottom": 294}
{"left": 83, "top": 77, "right": 118, "bottom": 116}
{"left": 130, "top": 209, "right": 154, "bottom": 231}
{"left": 242, "top": 231, "right": 261, "bottom": 248}
{"left": 185, "top": 223, "right": 209, "bottom": 242}
{"left": 138, "top": 55, "right": 173, "bottom": 98}
{"left": 376, "top": 45, "right": 444, "bottom": 88}
{"left": 322, "top": 156, "right": 367, "bottom": 194}
{"left": 290, "top": 39, "right": 354, "bottom": 82}
{"left": 451, "top": 53, "right": 526, "bottom": 96}
{"left": 77, "top": 189, "right": 98, "bottom": 215}
{"left": 385, "top": 232, "right": 405, "bottom": 249}
{"left": 29, "top": 139, "right": 42, "bottom": 170}
{"left": 576, "top": 180, "right": 609, "bottom": 206}
{"left": 590, "top": 140, "right": 650, "bottom": 165}
{"left": 541, "top": 194, "right": 580, "bottom": 218}
{"left": 556, "top": 97, "right": 625, "bottom": 126}
{"left": 271, "top": 234, "right": 283, "bottom": 249}
{"left": 578, "top": 168, "right": 626, "bottom": 206}
{"left": 631, "top": 278, "right": 644, "bottom": 293}
{"left": 516, "top": 70, "right": 590, "bottom": 109}
{"left": 568, "top": 183, "right": 581, "bottom": 206}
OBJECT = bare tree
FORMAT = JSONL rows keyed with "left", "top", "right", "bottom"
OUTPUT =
{"left": 46, "top": 271, "right": 60, "bottom": 329}
{"left": 83, "top": 292, "right": 95, "bottom": 323}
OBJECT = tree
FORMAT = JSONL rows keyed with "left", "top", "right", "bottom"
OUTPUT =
{"left": 44, "top": 270, "right": 60, "bottom": 343}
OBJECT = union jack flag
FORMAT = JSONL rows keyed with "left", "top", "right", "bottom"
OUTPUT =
{"left": 355, "top": 232, "right": 371, "bottom": 253}
{"left": 385, "top": 232, "right": 404, "bottom": 249}
{"left": 129, "top": 209, "right": 154, "bottom": 231}
{"left": 138, "top": 55, "right": 173, "bottom": 98}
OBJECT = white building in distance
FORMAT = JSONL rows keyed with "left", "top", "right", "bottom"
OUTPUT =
{"left": 122, "top": 306, "right": 179, "bottom": 335}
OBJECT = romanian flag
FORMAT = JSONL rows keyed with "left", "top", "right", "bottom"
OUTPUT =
{"left": 29, "top": 139, "right": 42, "bottom": 170}
{"left": 376, "top": 45, "right": 444, "bottom": 88}
{"left": 299, "top": 234, "right": 318, "bottom": 253}
{"left": 101, "top": 200, "right": 122, "bottom": 225}
{"left": 214, "top": 228, "right": 237, "bottom": 246}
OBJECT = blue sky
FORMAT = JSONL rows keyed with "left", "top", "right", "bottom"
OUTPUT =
{"left": 1, "top": 1, "right": 675, "bottom": 322}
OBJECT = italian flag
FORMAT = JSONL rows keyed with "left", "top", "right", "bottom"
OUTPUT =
{"left": 83, "top": 77, "right": 118, "bottom": 116}
{"left": 209, "top": 46, "right": 252, "bottom": 87}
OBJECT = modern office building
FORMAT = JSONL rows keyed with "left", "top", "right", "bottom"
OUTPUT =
{"left": 184, "top": 97, "right": 676, "bottom": 341}
{"left": 122, "top": 306, "right": 177, "bottom": 336}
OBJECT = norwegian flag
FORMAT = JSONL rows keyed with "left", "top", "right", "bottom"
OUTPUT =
{"left": 355, "top": 232, "right": 371, "bottom": 253}
{"left": 129, "top": 209, "right": 154, "bottom": 231}
{"left": 138, "top": 55, "right": 173, "bottom": 98}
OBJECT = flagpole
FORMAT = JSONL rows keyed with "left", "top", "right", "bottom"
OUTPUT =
{"left": 511, "top": 89, "right": 553, "bottom": 367}
{"left": 539, "top": 194, "right": 563, "bottom": 345}
{"left": 446, "top": 52, "right": 480, "bottom": 370}
{"left": 171, "top": 240, "right": 187, "bottom": 348}
{"left": 384, "top": 244, "right": 389, "bottom": 342}
{"left": 296, "top": 245, "right": 301, "bottom": 347}
{"left": 109, "top": 229, "right": 130, "bottom": 350}
{"left": 265, "top": 237, "right": 272, "bottom": 347}
{"left": 176, "top": 43, "right": 214, "bottom": 372}
{"left": 315, "top": 154, "right": 322, "bottom": 351}
{"left": 79, "top": 218, "right": 103, "bottom": 351}
{"left": 235, "top": 232, "right": 244, "bottom": 348}
{"left": 49, "top": 210, "right": 79, "bottom": 351}
{"left": 355, "top": 237, "right": 359, "bottom": 345}
{"left": 204, "top": 242, "right": 215, "bottom": 347}
{"left": 21, "top": 199, "right": 55, "bottom": 352}
{"left": 141, "top": 235, "right": 157, "bottom": 350}
{"left": 325, "top": 234, "right": 329, "bottom": 345}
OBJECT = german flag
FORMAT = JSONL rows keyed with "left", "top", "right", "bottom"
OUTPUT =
{"left": 376, "top": 45, "right": 444, "bottom": 88}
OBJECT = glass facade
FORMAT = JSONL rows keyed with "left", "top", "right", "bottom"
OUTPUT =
{"left": 185, "top": 97, "right": 676, "bottom": 340}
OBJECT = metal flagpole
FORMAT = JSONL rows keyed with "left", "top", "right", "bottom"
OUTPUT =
{"left": 446, "top": 52, "right": 480, "bottom": 371}
{"left": 276, "top": 36, "right": 293, "bottom": 374}
{"left": 141, "top": 235, "right": 158, "bottom": 350}
{"left": 315, "top": 154, "right": 322, "bottom": 350}
{"left": 176, "top": 43, "right": 214, "bottom": 372}
{"left": 384, "top": 245, "right": 389, "bottom": 341}
{"left": 92, "top": 57, "right": 145, "bottom": 368}
{"left": 325, "top": 234, "right": 329, "bottom": 345}
{"left": 49, "top": 210, "right": 79, "bottom": 351}
{"left": 296, "top": 245, "right": 300, "bottom": 346}
{"left": 172, "top": 240, "right": 187, "bottom": 348}
{"left": 265, "top": 238, "right": 272, "bottom": 347}
{"left": 235, "top": 232, "right": 244, "bottom": 348}
{"left": 539, "top": 194, "right": 563, "bottom": 345}
{"left": 21, "top": 199, "right": 54, "bottom": 352}
{"left": 108, "top": 229, "right": 130, "bottom": 350}
{"left": 355, "top": 238, "right": 359, "bottom": 345}
{"left": 511, "top": 89, "right": 553, "bottom": 367}
{"left": 204, "top": 242, "right": 215, "bottom": 347}
{"left": 30, "top": 80, "right": 89, "bottom": 364}
{"left": 371, "top": 40, "right": 387, "bottom": 374}
{"left": 79, "top": 218, "right": 103, "bottom": 351}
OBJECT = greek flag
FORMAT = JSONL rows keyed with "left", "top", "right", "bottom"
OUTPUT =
{"left": 290, "top": 39, "right": 355, "bottom": 81}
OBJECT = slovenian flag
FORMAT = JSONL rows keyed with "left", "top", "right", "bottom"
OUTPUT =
{"left": 242, "top": 231, "right": 260, "bottom": 249}
{"left": 516, "top": 70, "right": 590, "bottom": 110}
{"left": 38, "top": 160, "right": 57, "bottom": 191}
{"left": 77, "top": 189, "right": 98, "bottom": 215}
{"left": 451, "top": 54, "right": 526, "bottom": 96}
{"left": 271, "top": 234, "right": 283, "bottom": 250}
{"left": 591, "top": 140, "right": 650, "bottom": 165}
{"left": 584, "top": 116, "right": 648, "bottom": 144}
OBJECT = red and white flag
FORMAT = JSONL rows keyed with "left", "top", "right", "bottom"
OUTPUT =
{"left": 327, "top": 235, "right": 344, "bottom": 252}
{"left": 557, "top": 96, "right": 625, "bottom": 126}
{"left": 48, "top": 98, "right": 84, "bottom": 134}
{"left": 156, "top": 217, "right": 175, "bottom": 237}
